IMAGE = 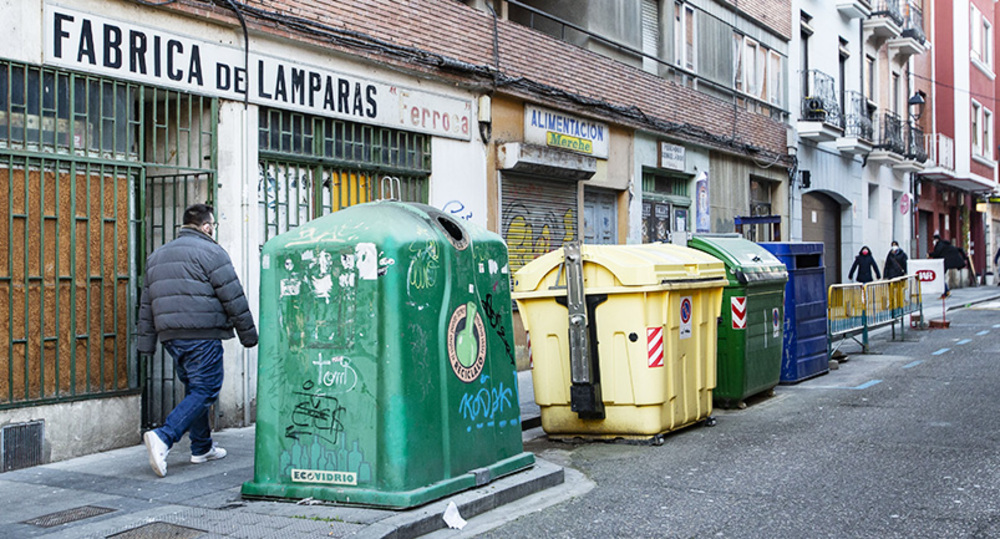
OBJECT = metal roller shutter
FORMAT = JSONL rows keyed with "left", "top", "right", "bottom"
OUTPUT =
{"left": 501, "top": 174, "right": 579, "bottom": 272}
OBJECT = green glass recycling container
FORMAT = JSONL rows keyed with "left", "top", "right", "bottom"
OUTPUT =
{"left": 241, "top": 201, "right": 534, "bottom": 508}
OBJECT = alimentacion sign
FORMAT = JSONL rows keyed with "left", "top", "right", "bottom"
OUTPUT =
{"left": 524, "top": 104, "right": 609, "bottom": 158}
{"left": 44, "top": 5, "right": 472, "bottom": 140}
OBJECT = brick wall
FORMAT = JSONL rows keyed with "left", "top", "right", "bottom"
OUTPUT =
{"left": 719, "top": 0, "right": 792, "bottom": 40}
{"left": 162, "top": 0, "right": 789, "bottom": 160}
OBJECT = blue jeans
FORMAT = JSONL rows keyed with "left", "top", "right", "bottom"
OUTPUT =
{"left": 153, "top": 339, "right": 224, "bottom": 456}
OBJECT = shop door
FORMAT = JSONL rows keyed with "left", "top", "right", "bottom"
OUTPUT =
{"left": 501, "top": 175, "right": 579, "bottom": 272}
{"left": 584, "top": 189, "right": 617, "bottom": 244}
{"left": 801, "top": 191, "right": 842, "bottom": 286}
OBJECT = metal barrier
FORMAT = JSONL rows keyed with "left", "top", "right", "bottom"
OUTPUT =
{"left": 828, "top": 276, "right": 922, "bottom": 354}
{"left": 828, "top": 283, "right": 865, "bottom": 338}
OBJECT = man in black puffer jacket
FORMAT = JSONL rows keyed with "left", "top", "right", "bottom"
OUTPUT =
{"left": 138, "top": 204, "right": 258, "bottom": 478}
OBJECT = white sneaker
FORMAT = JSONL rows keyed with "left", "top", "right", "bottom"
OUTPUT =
{"left": 144, "top": 430, "right": 169, "bottom": 478}
{"left": 190, "top": 444, "right": 227, "bottom": 464}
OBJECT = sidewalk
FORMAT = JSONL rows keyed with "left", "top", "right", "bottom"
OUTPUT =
{"left": 0, "top": 372, "right": 568, "bottom": 539}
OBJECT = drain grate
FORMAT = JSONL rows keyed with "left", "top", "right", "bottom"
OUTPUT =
{"left": 22, "top": 505, "right": 116, "bottom": 528}
{"left": 107, "top": 521, "right": 207, "bottom": 539}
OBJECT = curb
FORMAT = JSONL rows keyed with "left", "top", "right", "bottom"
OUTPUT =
{"left": 355, "top": 458, "right": 565, "bottom": 539}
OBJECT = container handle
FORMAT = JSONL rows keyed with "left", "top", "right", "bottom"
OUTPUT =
{"left": 379, "top": 176, "right": 401, "bottom": 201}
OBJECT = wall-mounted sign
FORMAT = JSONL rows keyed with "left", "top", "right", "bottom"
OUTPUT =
{"left": 44, "top": 5, "right": 472, "bottom": 140}
{"left": 899, "top": 193, "right": 911, "bottom": 215}
{"left": 524, "top": 104, "right": 609, "bottom": 158}
{"left": 659, "top": 142, "right": 685, "bottom": 170}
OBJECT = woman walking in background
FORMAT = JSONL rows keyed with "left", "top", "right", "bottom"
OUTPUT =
{"left": 849, "top": 246, "right": 881, "bottom": 284}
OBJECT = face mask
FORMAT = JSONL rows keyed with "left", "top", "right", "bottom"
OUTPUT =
{"left": 892, "top": 246, "right": 899, "bottom": 252}
{"left": 862, "top": 250, "right": 869, "bottom": 256}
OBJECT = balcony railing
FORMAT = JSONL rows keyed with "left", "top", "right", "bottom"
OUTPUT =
{"left": 843, "top": 91, "right": 874, "bottom": 141}
{"left": 925, "top": 133, "right": 955, "bottom": 170}
{"left": 905, "top": 122, "right": 927, "bottom": 162}
{"left": 801, "top": 70, "right": 843, "bottom": 128}
{"left": 900, "top": 3, "right": 926, "bottom": 43}
{"left": 870, "top": 0, "right": 904, "bottom": 27}
{"left": 875, "top": 111, "right": 905, "bottom": 154}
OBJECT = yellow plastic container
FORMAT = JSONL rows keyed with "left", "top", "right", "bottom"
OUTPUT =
{"left": 513, "top": 244, "right": 727, "bottom": 440}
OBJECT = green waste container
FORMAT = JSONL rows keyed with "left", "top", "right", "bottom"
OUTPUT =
{"left": 241, "top": 201, "right": 534, "bottom": 508}
{"left": 688, "top": 234, "right": 788, "bottom": 408}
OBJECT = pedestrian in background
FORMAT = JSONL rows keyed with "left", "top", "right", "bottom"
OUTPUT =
{"left": 883, "top": 240, "right": 908, "bottom": 280}
{"left": 849, "top": 245, "right": 881, "bottom": 284}
{"left": 994, "top": 244, "right": 1000, "bottom": 286}
{"left": 931, "top": 234, "right": 964, "bottom": 297}
{"left": 138, "top": 204, "right": 258, "bottom": 478}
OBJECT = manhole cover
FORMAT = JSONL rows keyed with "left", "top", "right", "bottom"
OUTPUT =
{"left": 107, "top": 521, "right": 206, "bottom": 539}
{"left": 22, "top": 505, "right": 116, "bottom": 528}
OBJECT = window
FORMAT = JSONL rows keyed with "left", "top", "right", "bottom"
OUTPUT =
{"left": 971, "top": 4, "right": 994, "bottom": 70}
{"left": 675, "top": 2, "right": 696, "bottom": 71}
{"left": 642, "top": 0, "right": 661, "bottom": 74}
{"left": 733, "top": 35, "right": 783, "bottom": 107}
{"left": 769, "top": 51, "right": 783, "bottom": 107}
{"left": 864, "top": 55, "right": 876, "bottom": 103}
{"left": 985, "top": 109, "right": 993, "bottom": 159}
{"left": 892, "top": 72, "right": 901, "bottom": 114}
{"left": 972, "top": 100, "right": 985, "bottom": 156}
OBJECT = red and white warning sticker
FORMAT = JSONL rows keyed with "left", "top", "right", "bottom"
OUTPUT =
{"left": 732, "top": 296, "right": 747, "bottom": 330}
{"left": 647, "top": 326, "right": 664, "bottom": 368}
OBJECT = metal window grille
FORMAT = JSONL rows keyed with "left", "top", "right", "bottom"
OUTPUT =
{"left": 0, "top": 59, "right": 217, "bottom": 419}
{"left": 257, "top": 108, "right": 430, "bottom": 245}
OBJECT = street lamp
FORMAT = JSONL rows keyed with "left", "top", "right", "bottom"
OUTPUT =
{"left": 908, "top": 91, "right": 926, "bottom": 121}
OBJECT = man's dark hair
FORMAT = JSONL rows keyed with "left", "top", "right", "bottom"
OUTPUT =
{"left": 182, "top": 204, "right": 215, "bottom": 226}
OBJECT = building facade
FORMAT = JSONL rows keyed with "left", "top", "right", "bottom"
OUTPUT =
{"left": 788, "top": 0, "right": 928, "bottom": 287}
{"left": 1, "top": 0, "right": 791, "bottom": 465}
{"left": 914, "top": 0, "right": 999, "bottom": 283}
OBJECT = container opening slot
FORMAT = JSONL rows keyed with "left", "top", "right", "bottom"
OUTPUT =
{"left": 795, "top": 254, "right": 821, "bottom": 268}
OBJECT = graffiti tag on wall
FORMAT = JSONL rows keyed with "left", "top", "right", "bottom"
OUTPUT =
{"left": 503, "top": 202, "right": 575, "bottom": 269}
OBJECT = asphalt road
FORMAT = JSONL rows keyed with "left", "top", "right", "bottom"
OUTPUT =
{"left": 480, "top": 304, "right": 1000, "bottom": 538}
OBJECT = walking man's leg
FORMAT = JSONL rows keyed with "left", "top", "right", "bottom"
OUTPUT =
{"left": 145, "top": 339, "right": 224, "bottom": 477}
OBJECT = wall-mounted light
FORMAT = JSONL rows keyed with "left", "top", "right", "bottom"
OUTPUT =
{"left": 478, "top": 95, "right": 492, "bottom": 144}
{"left": 908, "top": 90, "right": 926, "bottom": 121}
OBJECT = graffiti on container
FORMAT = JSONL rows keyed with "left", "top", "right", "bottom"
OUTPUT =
{"left": 280, "top": 258, "right": 302, "bottom": 298}
{"left": 279, "top": 437, "right": 373, "bottom": 485}
{"left": 480, "top": 293, "right": 515, "bottom": 366}
{"left": 312, "top": 353, "right": 358, "bottom": 393}
{"left": 442, "top": 200, "right": 473, "bottom": 221}
{"left": 285, "top": 379, "right": 347, "bottom": 447}
{"left": 503, "top": 202, "right": 575, "bottom": 270}
{"left": 408, "top": 322, "right": 434, "bottom": 399}
{"left": 407, "top": 240, "right": 440, "bottom": 291}
{"left": 459, "top": 375, "right": 516, "bottom": 431}
{"left": 306, "top": 249, "right": 335, "bottom": 302}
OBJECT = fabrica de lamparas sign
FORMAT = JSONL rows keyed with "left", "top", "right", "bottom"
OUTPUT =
{"left": 44, "top": 5, "right": 472, "bottom": 140}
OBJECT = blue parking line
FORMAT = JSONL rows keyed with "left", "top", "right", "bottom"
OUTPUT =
{"left": 902, "top": 360, "right": 923, "bottom": 369}
{"left": 957, "top": 339, "right": 973, "bottom": 345}
{"left": 977, "top": 330, "right": 990, "bottom": 336}
{"left": 994, "top": 324, "right": 1000, "bottom": 329}
{"left": 853, "top": 380, "right": 882, "bottom": 390}
{"left": 932, "top": 348, "right": 950, "bottom": 356}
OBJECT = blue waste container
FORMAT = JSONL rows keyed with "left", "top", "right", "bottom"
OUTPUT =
{"left": 758, "top": 242, "right": 829, "bottom": 383}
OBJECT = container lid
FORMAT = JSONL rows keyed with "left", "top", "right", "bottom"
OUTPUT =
{"left": 513, "top": 243, "right": 726, "bottom": 295}
{"left": 689, "top": 234, "right": 788, "bottom": 284}
{"left": 757, "top": 242, "right": 824, "bottom": 256}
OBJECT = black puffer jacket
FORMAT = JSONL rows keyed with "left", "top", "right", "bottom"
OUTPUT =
{"left": 138, "top": 228, "right": 258, "bottom": 353}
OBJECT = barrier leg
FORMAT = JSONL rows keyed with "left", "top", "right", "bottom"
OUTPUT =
{"left": 861, "top": 312, "right": 869, "bottom": 353}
